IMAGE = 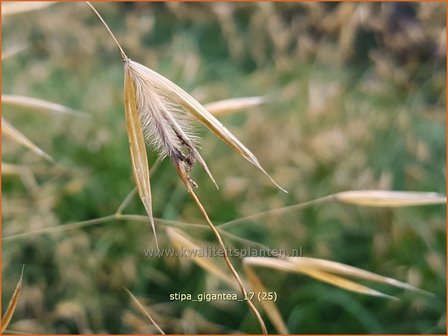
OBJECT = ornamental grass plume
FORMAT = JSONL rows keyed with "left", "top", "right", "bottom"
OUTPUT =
{"left": 86, "top": 2, "right": 285, "bottom": 249}
{"left": 86, "top": 2, "right": 285, "bottom": 333}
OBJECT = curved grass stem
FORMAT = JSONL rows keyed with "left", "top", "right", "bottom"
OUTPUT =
{"left": 185, "top": 183, "right": 268, "bottom": 335}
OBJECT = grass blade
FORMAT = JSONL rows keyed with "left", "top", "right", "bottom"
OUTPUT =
{"left": 183, "top": 184, "right": 268, "bottom": 334}
{"left": 124, "top": 66, "right": 158, "bottom": 250}
{"left": 244, "top": 265, "right": 289, "bottom": 334}
{"left": 245, "top": 257, "right": 393, "bottom": 298}
{"left": 294, "top": 267, "right": 397, "bottom": 299}
{"left": 244, "top": 257, "right": 426, "bottom": 299}
{"left": 204, "top": 96, "right": 266, "bottom": 117}
{"left": 2, "top": 95, "right": 88, "bottom": 118}
{"left": 2, "top": 266, "right": 25, "bottom": 332}
{"left": 125, "top": 288, "right": 165, "bottom": 334}
{"left": 3, "top": 117, "right": 54, "bottom": 162}
{"left": 335, "top": 190, "right": 446, "bottom": 207}
{"left": 289, "top": 257, "right": 430, "bottom": 294}
{"left": 166, "top": 228, "right": 234, "bottom": 286}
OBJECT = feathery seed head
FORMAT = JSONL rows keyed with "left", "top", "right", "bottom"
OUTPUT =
{"left": 88, "top": 0, "right": 287, "bottom": 253}
{"left": 125, "top": 59, "right": 207, "bottom": 188}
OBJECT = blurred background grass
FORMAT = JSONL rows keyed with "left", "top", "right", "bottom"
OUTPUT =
{"left": 2, "top": 2, "right": 446, "bottom": 334}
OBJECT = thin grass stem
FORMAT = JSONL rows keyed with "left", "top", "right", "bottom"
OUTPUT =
{"left": 218, "top": 194, "right": 335, "bottom": 230}
{"left": 185, "top": 183, "right": 268, "bottom": 334}
{"left": 85, "top": 2, "right": 127, "bottom": 61}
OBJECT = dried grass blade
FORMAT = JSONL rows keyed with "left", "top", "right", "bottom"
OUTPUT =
{"left": 183, "top": 184, "right": 267, "bottom": 334}
{"left": 2, "top": 95, "right": 88, "bottom": 118}
{"left": 290, "top": 257, "right": 430, "bottom": 294}
{"left": 244, "top": 265, "right": 288, "bottom": 334}
{"left": 124, "top": 66, "right": 158, "bottom": 250}
{"left": 165, "top": 227, "right": 234, "bottom": 286}
{"left": 125, "top": 288, "right": 165, "bottom": 335}
{"left": 2, "top": 117, "right": 54, "bottom": 162}
{"left": 335, "top": 190, "right": 446, "bottom": 207}
{"left": 204, "top": 96, "right": 266, "bottom": 117}
{"left": 2, "top": 1, "right": 55, "bottom": 16}
{"left": 2, "top": 266, "right": 25, "bottom": 332}
{"left": 294, "top": 267, "right": 397, "bottom": 300}
{"left": 244, "top": 257, "right": 294, "bottom": 273}
{"left": 244, "top": 257, "right": 423, "bottom": 299}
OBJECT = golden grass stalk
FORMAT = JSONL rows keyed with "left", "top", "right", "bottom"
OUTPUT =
{"left": 2, "top": 94, "right": 88, "bottom": 118}
{"left": 203, "top": 96, "right": 266, "bottom": 117}
{"left": 244, "top": 265, "right": 288, "bottom": 334}
{"left": 3, "top": 117, "right": 54, "bottom": 162}
{"left": 2, "top": 266, "right": 25, "bottom": 332}
{"left": 244, "top": 257, "right": 428, "bottom": 300}
{"left": 204, "top": 96, "right": 266, "bottom": 116}
{"left": 1, "top": 1, "right": 55, "bottom": 16}
{"left": 291, "top": 258, "right": 431, "bottom": 295}
{"left": 166, "top": 228, "right": 234, "bottom": 286}
{"left": 295, "top": 268, "right": 397, "bottom": 299}
{"left": 125, "top": 288, "right": 165, "bottom": 335}
{"left": 335, "top": 190, "right": 446, "bottom": 207}
{"left": 183, "top": 183, "right": 267, "bottom": 334}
